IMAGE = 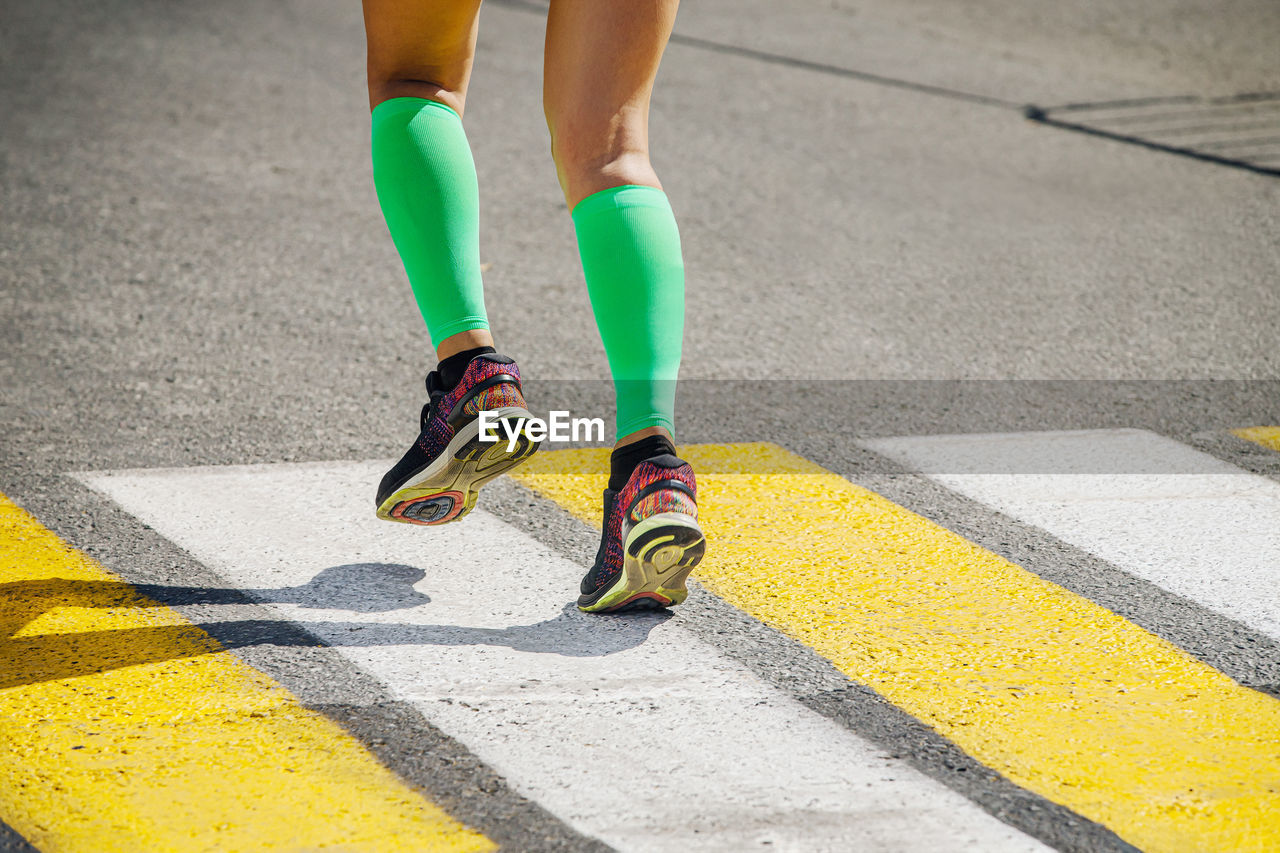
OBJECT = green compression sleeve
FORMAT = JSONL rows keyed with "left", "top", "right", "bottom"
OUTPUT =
{"left": 572, "top": 185, "right": 685, "bottom": 439}
{"left": 371, "top": 97, "right": 488, "bottom": 347}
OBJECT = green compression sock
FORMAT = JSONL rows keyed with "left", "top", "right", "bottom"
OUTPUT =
{"left": 371, "top": 97, "right": 488, "bottom": 348}
{"left": 572, "top": 185, "right": 685, "bottom": 439}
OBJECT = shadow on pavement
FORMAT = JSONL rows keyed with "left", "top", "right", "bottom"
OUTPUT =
{"left": 0, "top": 563, "right": 667, "bottom": 688}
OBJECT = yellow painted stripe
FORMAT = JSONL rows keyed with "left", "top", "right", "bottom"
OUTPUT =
{"left": 0, "top": 494, "right": 493, "bottom": 853}
{"left": 512, "top": 442, "right": 1280, "bottom": 853}
{"left": 1233, "top": 425, "right": 1280, "bottom": 453}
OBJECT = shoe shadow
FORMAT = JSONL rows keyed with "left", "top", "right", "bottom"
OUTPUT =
{"left": 201, "top": 602, "right": 671, "bottom": 659}
{"left": 1, "top": 564, "right": 669, "bottom": 689}
{"left": 132, "top": 562, "right": 434, "bottom": 612}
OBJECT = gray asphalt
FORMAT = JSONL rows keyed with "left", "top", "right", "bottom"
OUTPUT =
{"left": 2, "top": 0, "right": 1279, "bottom": 849}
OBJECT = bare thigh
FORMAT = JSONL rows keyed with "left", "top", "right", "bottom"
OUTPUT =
{"left": 543, "top": 0, "right": 680, "bottom": 208}
{"left": 362, "top": 0, "right": 485, "bottom": 114}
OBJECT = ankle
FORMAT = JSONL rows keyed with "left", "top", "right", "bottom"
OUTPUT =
{"left": 436, "top": 345, "right": 496, "bottom": 391}
{"left": 435, "top": 329, "right": 495, "bottom": 361}
{"left": 609, "top": 434, "right": 676, "bottom": 491}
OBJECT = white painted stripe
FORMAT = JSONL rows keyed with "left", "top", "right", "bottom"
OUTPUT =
{"left": 80, "top": 461, "right": 1044, "bottom": 853}
{"left": 863, "top": 428, "right": 1280, "bottom": 643}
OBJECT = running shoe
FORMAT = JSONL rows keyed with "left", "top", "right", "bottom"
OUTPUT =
{"left": 579, "top": 453, "right": 706, "bottom": 612}
{"left": 376, "top": 353, "right": 539, "bottom": 525}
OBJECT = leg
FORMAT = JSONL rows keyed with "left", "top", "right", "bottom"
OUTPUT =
{"left": 543, "top": 0, "right": 683, "bottom": 451}
{"left": 368, "top": 0, "right": 542, "bottom": 527}
{"left": 364, "top": 0, "right": 493, "bottom": 360}
{"left": 545, "top": 1, "right": 704, "bottom": 614}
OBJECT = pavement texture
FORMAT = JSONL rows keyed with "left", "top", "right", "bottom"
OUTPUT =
{"left": 2, "top": 0, "right": 1279, "bottom": 849}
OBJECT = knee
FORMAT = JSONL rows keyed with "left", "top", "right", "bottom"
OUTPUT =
{"left": 545, "top": 108, "right": 656, "bottom": 207}
{"left": 552, "top": 139, "right": 650, "bottom": 193}
{"left": 365, "top": 10, "right": 476, "bottom": 113}
{"left": 367, "top": 74, "right": 466, "bottom": 116}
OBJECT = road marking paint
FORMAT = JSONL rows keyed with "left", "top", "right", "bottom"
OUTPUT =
{"left": 513, "top": 442, "right": 1280, "bottom": 853}
{"left": 1234, "top": 425, "right": 1280, "bottom": 452}
{"left": 82, "top": 461, "right": 1047, "bottom": 853}
{"left": 865, "top": 428, "right": 1280, "bottom": 643}
{"left": 0, "top": 493, "right": 493, "bottom": 853}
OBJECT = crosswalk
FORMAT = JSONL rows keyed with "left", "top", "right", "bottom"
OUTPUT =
{"left": 71, "top": 461, "right": 1044, "bottom": 852}
{"left": 864, "top": 428, "right": 1280, "bottom": 643}
{"left": 2, "top": 427, "right": 1278, "bottom": 851}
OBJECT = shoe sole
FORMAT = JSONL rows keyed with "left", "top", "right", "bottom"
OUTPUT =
{"left": 376, "top": 406, "right": 540, "bottom": 526}
{"left": 578, "top": 512, "right": 707, "bottom": 613}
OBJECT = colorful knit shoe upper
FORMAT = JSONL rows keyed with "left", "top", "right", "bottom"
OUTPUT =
{"left": 582, "top": 454, "right": 698, "bottom": 596}
{"left": 375, "top": 354, "right": 526, "bottom": 508}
